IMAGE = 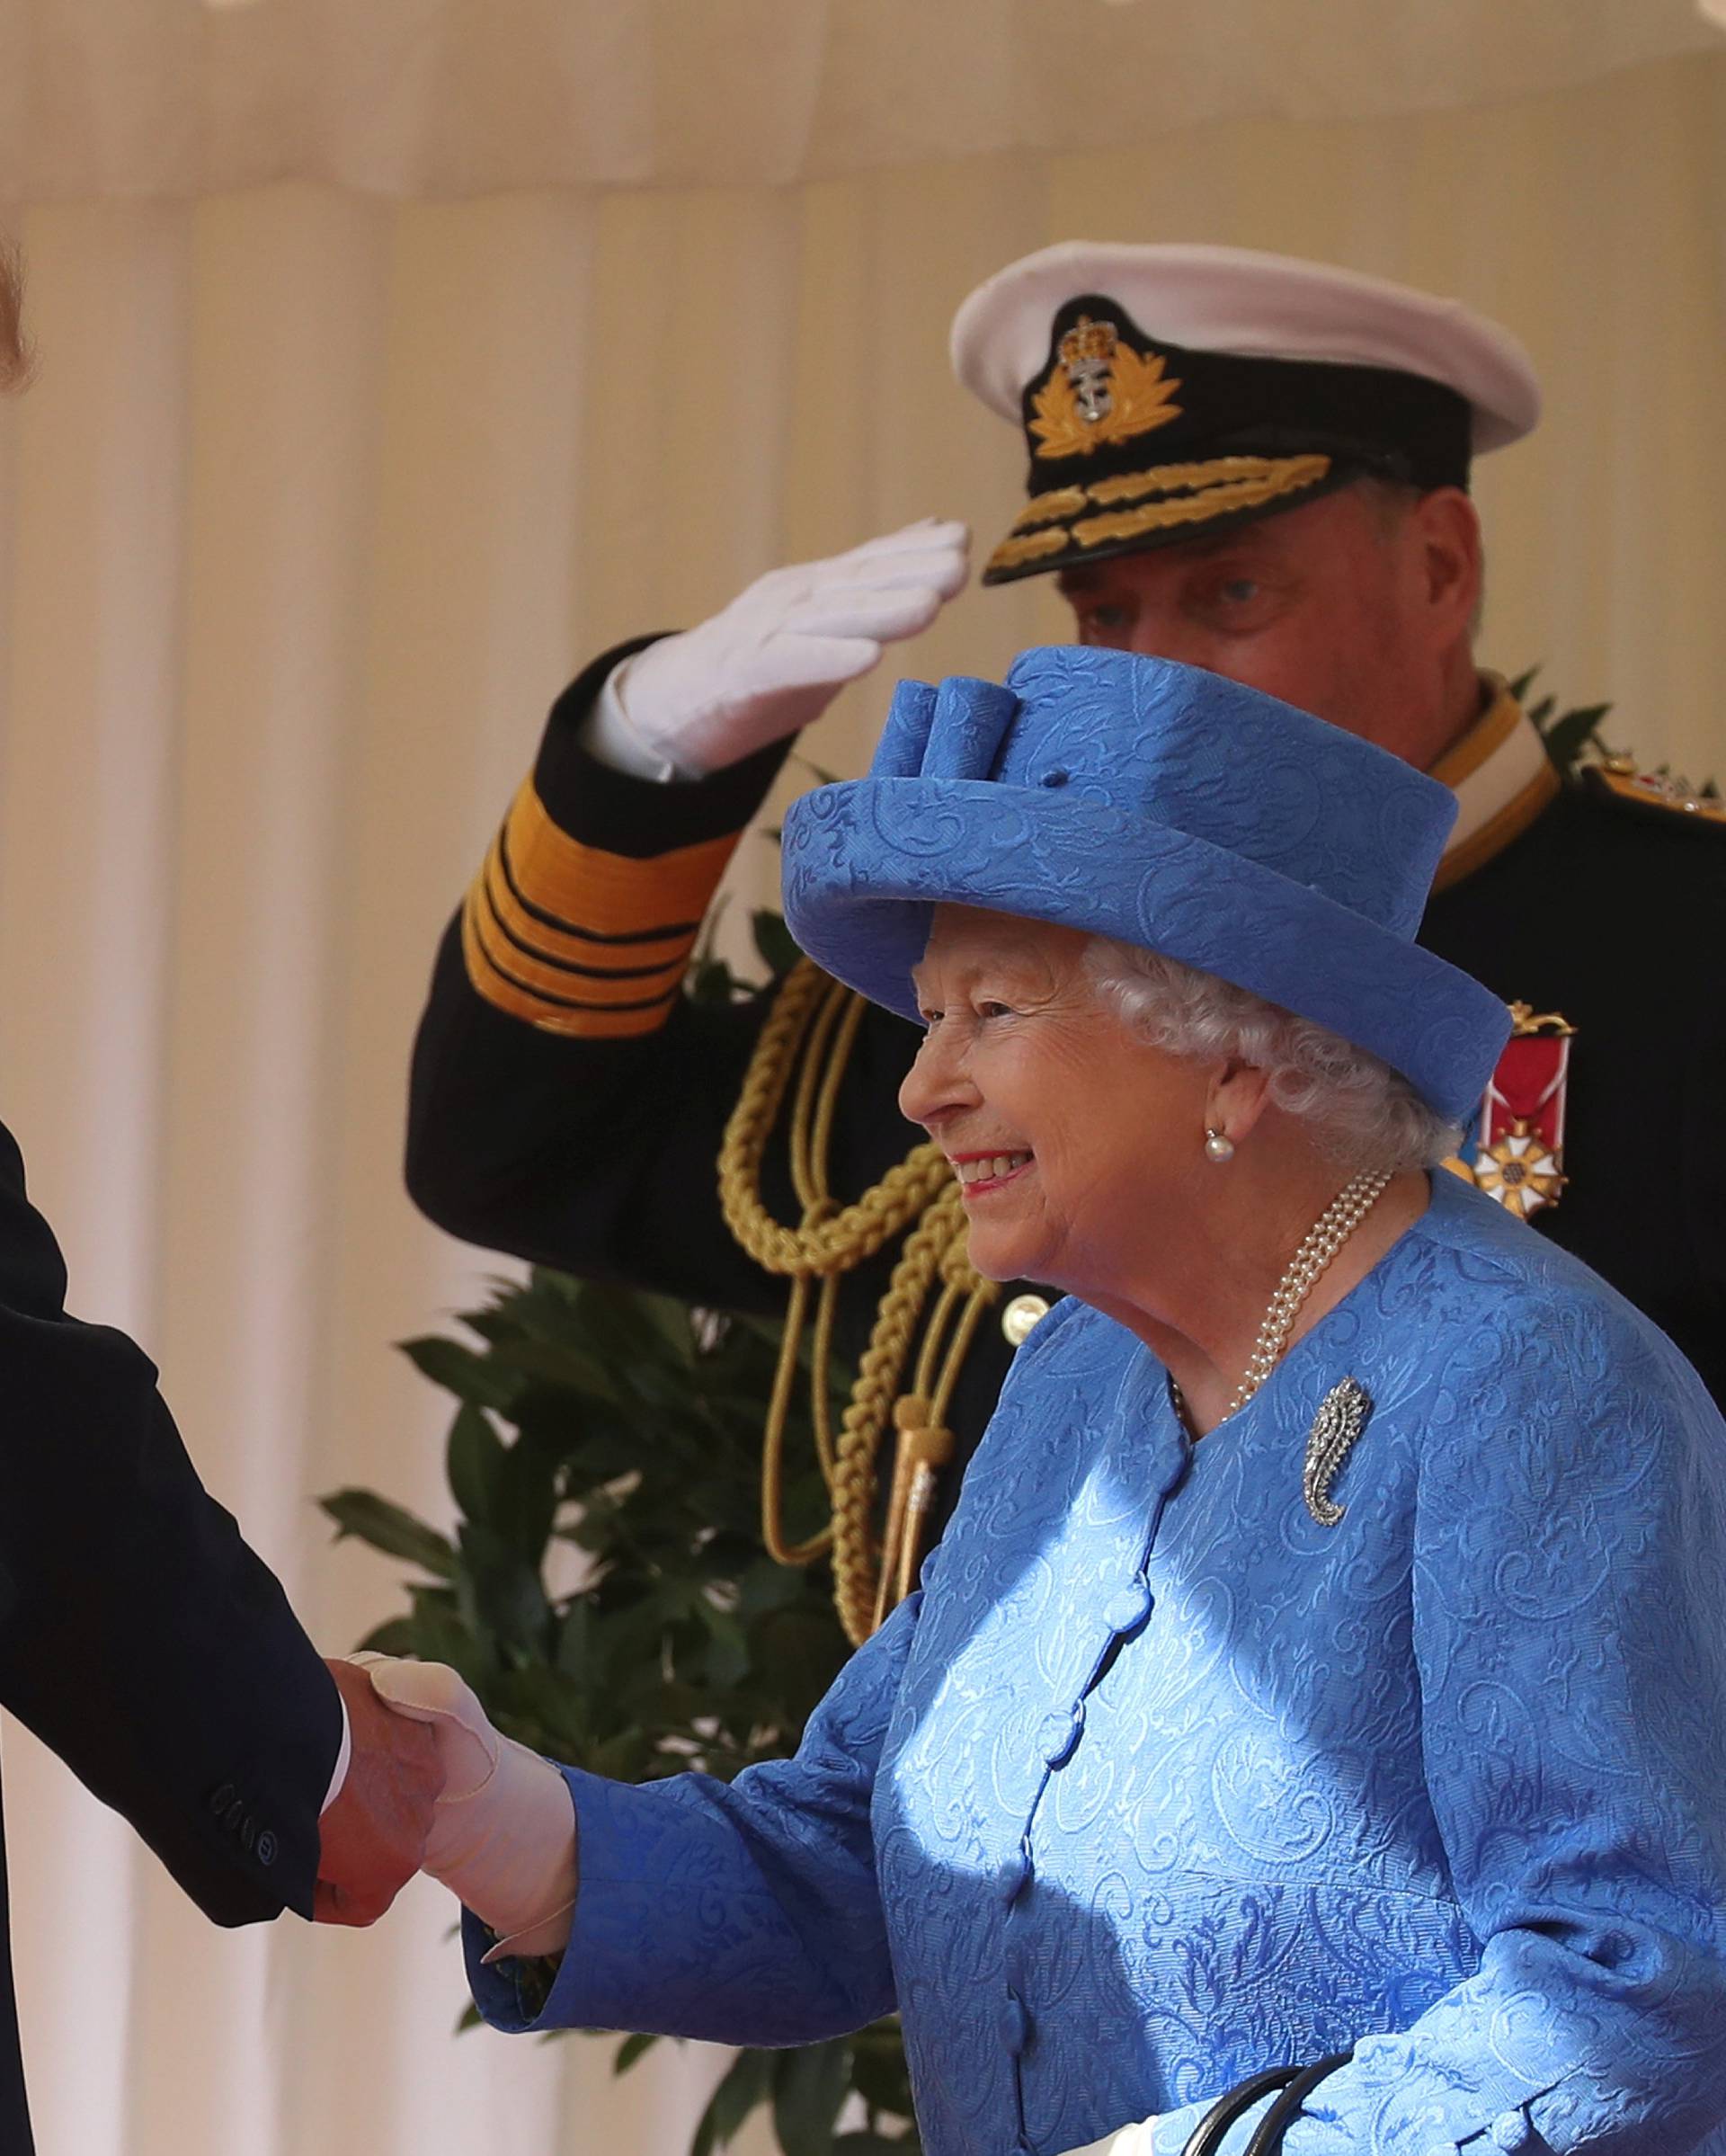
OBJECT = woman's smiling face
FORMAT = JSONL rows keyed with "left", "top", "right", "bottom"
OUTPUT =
{"left": 901, "top": 905, "right": 1211, "bottom": 1302}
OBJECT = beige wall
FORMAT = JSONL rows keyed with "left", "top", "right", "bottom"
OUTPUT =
{"left": 1, "top": 43, "right": 1723, "bottom": 2156}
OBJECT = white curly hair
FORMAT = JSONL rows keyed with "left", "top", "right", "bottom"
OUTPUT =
{"left": 1083, "top": 935, "right": 1461, "bottom": 1175}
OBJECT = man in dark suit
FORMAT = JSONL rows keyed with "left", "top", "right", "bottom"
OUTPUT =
{"left": 0, "top": 248, "right": 441, "bottom": 2152}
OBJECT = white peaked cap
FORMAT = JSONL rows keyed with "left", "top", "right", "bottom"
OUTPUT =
{"left": 952, "top": 241, "right": 1541, "bottom": 454}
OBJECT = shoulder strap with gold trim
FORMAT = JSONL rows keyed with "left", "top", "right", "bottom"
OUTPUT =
{"left": 1584, "top": 753, "right": 1726, "bottom": 834}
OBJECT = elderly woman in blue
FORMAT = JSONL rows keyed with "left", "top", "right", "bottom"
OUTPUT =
{"left": 373, "top": 647, "right": 1726, "bottom": 2156}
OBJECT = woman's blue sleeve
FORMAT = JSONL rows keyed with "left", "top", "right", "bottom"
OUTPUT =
{"left": 467, "top": 1586, "right": 922, "bottom": 2045}
{"left": 1159, "top": 1294, "right": 1726, "bottom": 2156}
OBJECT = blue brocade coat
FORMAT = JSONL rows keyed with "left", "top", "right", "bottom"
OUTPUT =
{"left": 469, "top": 1172, "right": 1726, "bottom": 2156}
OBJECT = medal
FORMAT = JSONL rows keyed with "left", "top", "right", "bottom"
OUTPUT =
{"left": 1447, "top": 1001, "right": 1575, "bottom": 1219}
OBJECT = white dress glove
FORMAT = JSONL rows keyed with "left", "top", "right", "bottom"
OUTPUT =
{"left": 361, "top": 1656, "right": 578, "bottom": 1963}
{"left": 595, "top": 517, "right": 970, "bottom": 779}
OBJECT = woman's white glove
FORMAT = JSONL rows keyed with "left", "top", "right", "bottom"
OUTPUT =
{"left": 360, "top": 1656, "right": 578, "bottom": 1964}
{"left": 1059, "top": 2125, "right": 1154, "bottom": 2156}
{"left": 597, "top": 517, "right": 970, "bottom": 778}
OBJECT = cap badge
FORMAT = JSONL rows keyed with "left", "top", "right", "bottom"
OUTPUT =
{"left": 1058, "top": 314, "right": 1119, "bottom": 422}
{"left": 1032, "top": 315, "right": 1183, "bottom": 462}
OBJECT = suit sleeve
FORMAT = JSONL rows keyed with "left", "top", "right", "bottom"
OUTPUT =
{"left": 0, "top": 1127, "right": 343, "bottom": 1925}
{"left": 405, "top": 638, "right": 804, "bottom": 1313}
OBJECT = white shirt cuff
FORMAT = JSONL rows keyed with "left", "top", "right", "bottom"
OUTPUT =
{"left": 577, "top": 659, "right": 681, "bottom": 783}
{"left": 319, "top": 1696, "right": 352, "bottom": 1815}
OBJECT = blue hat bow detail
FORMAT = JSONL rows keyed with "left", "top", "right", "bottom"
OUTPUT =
{"left": 871, "top": 674, "right": 1020, "bottom": 782}
{"left": 782, "top": 647, "right": 1509, "bottom": 1124}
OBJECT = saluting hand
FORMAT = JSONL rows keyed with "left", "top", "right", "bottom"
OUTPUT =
{"left": 607, "top": 517, "right": 970, "bottom": 776}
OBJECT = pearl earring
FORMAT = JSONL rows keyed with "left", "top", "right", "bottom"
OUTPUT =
{"left": 1204, "top": 1127, "right": 1235, "bottom": 1163}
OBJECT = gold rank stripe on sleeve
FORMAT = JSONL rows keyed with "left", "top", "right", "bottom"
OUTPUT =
{"left": 461, "top": 777, "right": 744, "bottom": 1038}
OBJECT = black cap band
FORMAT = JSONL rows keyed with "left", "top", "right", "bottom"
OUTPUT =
{"left": 982, "top": 293, "right": 1472, "bottom": 586}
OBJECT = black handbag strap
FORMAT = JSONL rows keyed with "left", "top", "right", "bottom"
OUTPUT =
{"left": 1180, "top": 2064, "right": 1303, "bottom": 2156}
{"left": 1241, "top": 2051, "right": 1355, "bottom": 2156}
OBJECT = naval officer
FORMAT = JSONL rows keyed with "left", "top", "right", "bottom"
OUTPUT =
{"left": 407, "top": 244, "right": 1725, "bottom": 1634}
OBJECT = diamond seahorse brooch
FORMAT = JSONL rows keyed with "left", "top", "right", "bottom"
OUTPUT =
{"left": 1303, "top": 1376, "right": 1374, "bottom": 1526}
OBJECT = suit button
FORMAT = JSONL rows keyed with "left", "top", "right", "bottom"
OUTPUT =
{"left": 1489, "top": 2111, "right": 1538, "bottom": 2152}
{"left": 209, "top": 1782, "right": 236, "bottom": 1817}
{"left": 223, "top": 1798, "right": 245, "bottom": 1834}
{"left": 1103, "top": 1581, "right": 1152, "bottom": 1634}
{"left": 256, "top": 1830, "right": 278, "bottom": 1867}
{"left": 995, "top": 1851, "right": 1030, "bottom": 1904}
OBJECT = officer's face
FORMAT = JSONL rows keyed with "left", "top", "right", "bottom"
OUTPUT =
{"left": 903, "top": 906, "right": 1213, "bottom": 1314}
{"left": 1055, "top": 484, "right": 1481, "bottom": 771}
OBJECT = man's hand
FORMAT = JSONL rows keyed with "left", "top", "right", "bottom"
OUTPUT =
{"left": 609, "top": 516, "right": 970, "bottom": 776}
{"left": 314, "top": 1658, "right": 443, "bottom": 1926}
{"left": 367, "top": 1657, "right": 579, "bottom": 1961}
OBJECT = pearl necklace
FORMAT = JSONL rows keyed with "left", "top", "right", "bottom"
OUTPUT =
{"left": 1174, "top": 1167, "right": 1392, "bottom": 1431}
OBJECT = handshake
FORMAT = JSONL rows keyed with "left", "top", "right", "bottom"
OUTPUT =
{"left": 314, "top": 1658, "right": 577, "bottom": 1957}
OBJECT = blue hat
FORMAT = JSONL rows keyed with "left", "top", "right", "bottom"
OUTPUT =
{"left": 780, "top": 647, "right": 1509, "bottom": 1127}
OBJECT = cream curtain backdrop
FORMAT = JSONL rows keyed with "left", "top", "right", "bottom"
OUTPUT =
{"left": 2, "top": 38, "right": 1726, "bottom": 2156}
{"left": 0, "top": 0, "right": 1723, "bottom": 194}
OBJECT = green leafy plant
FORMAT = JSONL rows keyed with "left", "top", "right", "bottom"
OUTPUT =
{"left": 1508, "top": 666, "right": 1612, "bottom": 775}
{"left": 324, "top": 913, "right": 918, "bottom": 2156}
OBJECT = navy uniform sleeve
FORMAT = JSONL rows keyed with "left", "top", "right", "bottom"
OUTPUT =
{"left": 0, "top": 1125, "right": 342, "bottom": 1924}
{"left": 402, "top": 640, "right": 1019, "bottom": 1494}
{"left": 405, "top": 638, "right": 809, "bottom": 1313}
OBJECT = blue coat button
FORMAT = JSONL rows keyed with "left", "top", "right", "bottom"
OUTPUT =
{"left": 1039, "top": 1706, "right": 1083, "bottom": 1768}
{"left": 255, "top": 1830, "right": 278, "bottom": 1867}
{"left": 1102, "top": 1581, "right": 1152, "bottom": 1634}
{"left": 999, "top": 1990, "right": 1031, "bottom": 2054}
{"left": 995, "top": 1852, "right": 1030, "bottom": 1903}
{"left": 1489, "top": 2108, "right": 1539, "bottom": 2152}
